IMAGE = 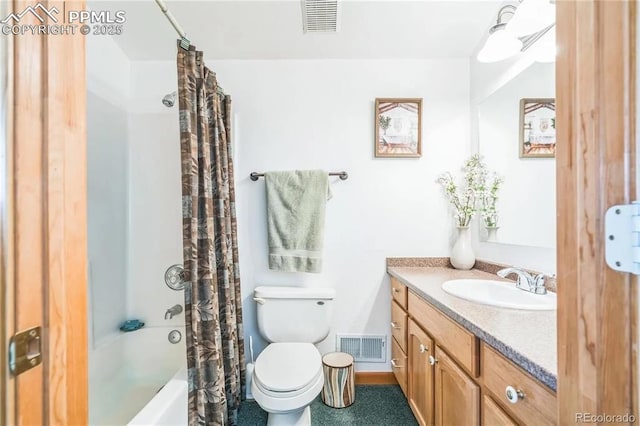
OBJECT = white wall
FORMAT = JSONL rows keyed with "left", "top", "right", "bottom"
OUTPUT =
{"left": 124, "top": 57, "right": 185, "bottom": 328}
{"left": 87, "top": 92, "right": 130, "bottom": 344}
{"left": 127, "top": 110, "right": 185, "bottom": 326}
{"left": 130, "top": 58, "right": 470, "bottom": 371}
{"left": 87, "top": 33, "right": 185, "bottom": 336}
{"left": 87, "top": 35, "right": 188, "bottom": 424}
{"left": 86, "top": 33, "right": 131, "bottom": 348}
{"left": 86, "top": 32, "right": 132, "bottom": 423}
{"left": 470, "top": 47, "right": 557, "bottom": 274}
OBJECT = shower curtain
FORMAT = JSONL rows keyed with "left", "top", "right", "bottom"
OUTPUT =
{"left": 177, "top": 44, "right": 245, "bottom": 426}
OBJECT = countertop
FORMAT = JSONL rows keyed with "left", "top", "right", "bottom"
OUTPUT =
{"left": 387, "top": 266, "right": 557, "bottom": 391}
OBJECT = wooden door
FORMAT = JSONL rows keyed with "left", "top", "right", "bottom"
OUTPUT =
{"left": 482, "top": 395, "right": 517, "bottom": 426}
{"left": 434, "top": 346, "right": 479, "bottom": 426}
{"left": 2, "top": 1, "right": 88, "bottom": 425}
{"left": 556, "top": 0, "right": 638, "bottom": 422}
{"left": 407, "top": 319, "right": 434, "bottom": 426}
{"left": 0, "top": 1, "right": 13, "bottom": 422}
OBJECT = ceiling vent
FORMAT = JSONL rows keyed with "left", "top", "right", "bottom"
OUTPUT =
{"left": 301, "top": 0, "right": 340, "bottom": 33}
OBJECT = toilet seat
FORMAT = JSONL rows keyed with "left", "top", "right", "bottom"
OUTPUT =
{"left": 253, "top": 342, "right": 322, "bottom": 397}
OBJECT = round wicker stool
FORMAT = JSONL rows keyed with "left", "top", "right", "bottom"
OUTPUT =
{"left": 321, "top": 352, "right": 355, "bottom": 408}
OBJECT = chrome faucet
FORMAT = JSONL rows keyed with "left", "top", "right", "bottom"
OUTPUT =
{"left": 165, "top": 304, "right": 183, "bottom": 320}
{"left": 497, "top": 268, "right": 547, "bottom": 295}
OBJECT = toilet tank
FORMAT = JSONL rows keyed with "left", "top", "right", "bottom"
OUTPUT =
{"left": 254, "top": 286, "right": 335, "bottom": 343}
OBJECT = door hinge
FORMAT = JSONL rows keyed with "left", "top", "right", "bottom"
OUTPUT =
{"left": 605, "top": 202, "right": 640, "bottom": 275}
{"left": 8, "top": 326, "right": 42, "bottom": 376}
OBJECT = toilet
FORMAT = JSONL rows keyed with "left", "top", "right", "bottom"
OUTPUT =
{"left": 251, "top": 286, "right": 336, "bottom": 426}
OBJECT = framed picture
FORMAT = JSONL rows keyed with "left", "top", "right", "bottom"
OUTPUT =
{"left": 519, "top": 98, "right": 556, "bottom": 158}
{"left": 375, "top": 98, "right": 422, "bottom": 158}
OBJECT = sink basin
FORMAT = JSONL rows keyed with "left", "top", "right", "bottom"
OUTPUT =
{"left": 441, "top": 279, "right": 556, "bottom": 311}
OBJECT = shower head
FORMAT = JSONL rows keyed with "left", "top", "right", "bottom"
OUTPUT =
{"left": 162, "top": 91, "right": 176, "bottom": 108}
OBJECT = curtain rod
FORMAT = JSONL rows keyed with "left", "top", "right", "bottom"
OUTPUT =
{"left": 154, "top": 0, "right": 190, "bottom": 50}
{"left": 153, "top": 0, "right": 227, "bottom": 96}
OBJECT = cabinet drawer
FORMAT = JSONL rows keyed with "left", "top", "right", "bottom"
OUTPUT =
{"left": 482, "top": 395, "right": 517, "bottom": 426}
{"left": 391, "top": 277, "right": 408, "bottom": 308}
{"left": 482, "top": 344, "right": 556, "bottom": 425}
{"left": 391, "top": 337, "right": 408, "bottom": 396}
{"left": 391, "top": 300, "right": 407, "bottom": 352}
{"left": 408, "top": 291, "right": 478, "bottom": 376}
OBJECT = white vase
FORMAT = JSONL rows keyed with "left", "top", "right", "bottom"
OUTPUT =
{"left": 486, "top": 226, "right": 499, "bottom": 242}
{"left": 450, "top": 226, "right": 476, "bottom": 270}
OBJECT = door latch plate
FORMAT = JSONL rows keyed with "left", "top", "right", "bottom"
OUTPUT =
{"left": 8, "top": 326, "right": 42, "bottom": 376}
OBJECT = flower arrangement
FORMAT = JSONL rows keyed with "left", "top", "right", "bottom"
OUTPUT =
{"left": 437, "top": 154, "right": 503, "bottom": 228}
{"left": 437, "top": 154, "right": 485, "bottom": 227}
{"left": 479, "top": 174, "right": 504, "bottom": 228}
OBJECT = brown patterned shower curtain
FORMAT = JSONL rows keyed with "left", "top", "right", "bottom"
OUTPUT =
{"left": 177, "top": 44, "right": 245, "bottom": 426}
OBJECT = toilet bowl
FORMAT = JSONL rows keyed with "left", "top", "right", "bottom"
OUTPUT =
{"left": 251, "top": 342, "right": 324, "bottom": 426}
{"left": 252, "top": 286, "right": 335, "bottom": 425}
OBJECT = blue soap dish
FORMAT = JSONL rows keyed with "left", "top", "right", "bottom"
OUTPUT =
{"left": 120, "top": 319, "right": 145, "bottom": 332}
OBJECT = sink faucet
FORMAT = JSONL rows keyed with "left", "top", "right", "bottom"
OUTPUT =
{"left": 497, "top": 268, "right": 547, "bottom": 295}
{"left": 165, "top": 304, "right": 183, "bottom": 320}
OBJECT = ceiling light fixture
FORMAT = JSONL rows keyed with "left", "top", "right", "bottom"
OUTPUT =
{"left": 477, "top": 5, "right": 523, "bottom": 63}
{"left": 506, "top": 0, "right": 556, "bottom": 37}
{"left": 530, "top": 26, "right": 556, "bottom": 63}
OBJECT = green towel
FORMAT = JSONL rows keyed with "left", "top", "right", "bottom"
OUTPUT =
{"left": 265, "top": 170, "right": 332, "bottom": 273}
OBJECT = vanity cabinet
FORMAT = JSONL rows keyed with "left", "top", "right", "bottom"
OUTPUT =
{"left": 407, "top": 319, "right": 434, "bottom": 426}
{"left": 482, "top": 395, "right": 517, "bottom": 426}
{"left": 408, "top": 291, "right": 478, "bottom": 377}
{"left": 391, "top": 334, "right": 408, "bottom": 394}
{"left": 389, "top": 277, "right": 556, "bottom": 426}
{"left": 482, "top": 344, "right": 556, "bottom": 425}
{"left": 390, "top": 277, "right": 409, "bottom": 394}
{"left": 391, "top": 300, "right": 407, "bottom": 351}
{"left": 433, "top": 347, "right": 480, "bottom": 426}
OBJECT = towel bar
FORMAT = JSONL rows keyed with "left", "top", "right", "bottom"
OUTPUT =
{"left": 250, "top": 171, "right": 348, "bottom": 181}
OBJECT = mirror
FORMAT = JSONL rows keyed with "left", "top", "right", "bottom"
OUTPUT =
{"left": 477, "top": 62, "right": 556, "bottom": 248}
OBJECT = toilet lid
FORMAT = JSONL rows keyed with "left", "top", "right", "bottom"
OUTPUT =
{"left": 254, "top": 343, "right": 322, "bottom": 392}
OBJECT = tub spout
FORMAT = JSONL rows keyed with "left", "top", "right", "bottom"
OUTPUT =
{"left": 165, "top": 304, "right": 183, "bottom": 320}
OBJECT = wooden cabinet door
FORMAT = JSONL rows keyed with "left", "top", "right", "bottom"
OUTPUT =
{"left": 407, "top": 319, "right": 434, "bottom": 426}
{"left": 434, "top": 346, "right": 480, "bottom": 426}
{"left": 482, "top": 395, "right": 517, "bottom": 426}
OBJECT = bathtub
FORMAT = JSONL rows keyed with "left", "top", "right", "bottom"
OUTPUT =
{"left": 89, "top": 326, "right": 186, "bottom": 426}
{"left": 128, "top": 368, "right": 188, "bottom": 426}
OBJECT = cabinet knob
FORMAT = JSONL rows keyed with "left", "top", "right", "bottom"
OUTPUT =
{"left": 390, "top": 359, "right": 403, "bottom": 369}
{"left": 390, "top": 321, "right": 400, "bottom": 329}
{"left": 428, "top": 355, "right": 438, "bottom": 366}
{"left": 505, "top": 386, "right": 525, "bottom": 404}
{"left": 419, "top": 344, "right": 428, "bottom": 353}
{"left": 392, "top": 288, "right": 400, "bottom": 293}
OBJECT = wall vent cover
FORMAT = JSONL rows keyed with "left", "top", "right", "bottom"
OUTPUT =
{"left": 336, "top": 334, "right": 386, "bottom": 362}
{"left": 301, "top": 0, "right": 340, "bottom": 33}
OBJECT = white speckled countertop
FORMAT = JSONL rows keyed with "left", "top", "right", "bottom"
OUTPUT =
{"left": 388, "top": 266, "right": 557, "bottom": 391}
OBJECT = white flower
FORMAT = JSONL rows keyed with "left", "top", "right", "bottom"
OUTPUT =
{"left": 437, "top": 155, "right": 503, "bottom": 228}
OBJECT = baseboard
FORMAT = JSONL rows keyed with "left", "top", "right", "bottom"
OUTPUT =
{"left": 355, "top": 372, "right": 397, "bottom": 385}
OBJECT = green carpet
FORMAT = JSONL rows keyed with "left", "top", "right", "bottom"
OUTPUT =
{"left": 237, "top": 385, "right": 418, "bottom": 426}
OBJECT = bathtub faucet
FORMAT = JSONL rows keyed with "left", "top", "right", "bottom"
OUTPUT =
{"left": 165, "top": 304, "right": 183, "bottom": 320}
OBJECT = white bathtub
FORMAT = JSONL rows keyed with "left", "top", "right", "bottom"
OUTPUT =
{"left": 128, "top": 368, "right": 188, "bottom": 426}
{"left": 89, "top": 326, "right": 186, "bottom": 425}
